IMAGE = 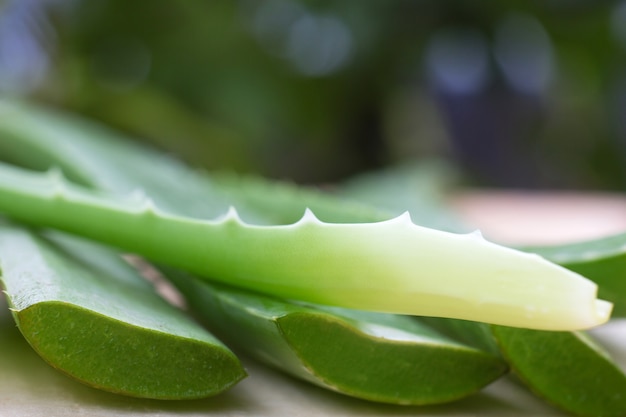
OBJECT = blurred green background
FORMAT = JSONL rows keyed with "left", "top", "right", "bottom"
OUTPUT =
{"left": 1, "top": 0, "right": 625, "bottom": 189}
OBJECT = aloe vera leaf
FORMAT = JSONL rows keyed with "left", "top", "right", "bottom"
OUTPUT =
{"left": 164, "top": 269, "right": 507, "bottom": 405}
{"left": 3, "top": 99, "right": 619, "bottom": 293}
{"left": 0, "top": 102, "right": 616, "bottom": 330}
{"left": 0, "top": 222, "right": 245, "bottom": 399}
{"left": 490, "top": 326, "right": 626, "bottom": 417}
{"left": 423, "top": 315, "right": 626, "bottom": 416}
{"left": 1, "top": 101, "right": 623, "bottom": 316}
{"left": 0, "top": 161, "right": 612, "bottom": 331}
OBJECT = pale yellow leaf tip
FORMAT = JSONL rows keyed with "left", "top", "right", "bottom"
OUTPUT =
{"left": 594, "top": 299, "right": 613, "bottom": 325}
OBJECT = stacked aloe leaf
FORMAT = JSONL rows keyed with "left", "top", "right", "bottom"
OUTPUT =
{"left": 0, "top": 101, "right": 625, "bottom": 416}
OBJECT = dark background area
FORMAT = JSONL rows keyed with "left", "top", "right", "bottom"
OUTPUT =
{"left": 2, "top": 0, "right": 626, "bottom": 189}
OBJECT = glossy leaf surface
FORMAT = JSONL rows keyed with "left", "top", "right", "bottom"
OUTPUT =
{"left": 491, "top": 326, "right": 626, "bottom": 417}
{"left": 167, "top": 271, "right": 508, "bottom": 404}
{"left": 0, "top": 223, "right": 245, "bottom": 399}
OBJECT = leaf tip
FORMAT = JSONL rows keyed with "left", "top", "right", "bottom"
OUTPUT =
{"left": 594, "top": 299, "right": 613, "bottom": 325}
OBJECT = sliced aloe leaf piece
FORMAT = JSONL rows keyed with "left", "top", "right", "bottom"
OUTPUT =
{"left": 491, "top": 326, "right": 626, "bottom": 417}
{"left": 165, "top": 269, "right": 507, "bottom": 405}
{"left": 423, "top": 316, "right": 626, "bottom": 417}
{"left": 0, "top": 161, "right": 611, "bottom": 331}
{"left": 0, "top": 222, "right": 245, "bottom": 399}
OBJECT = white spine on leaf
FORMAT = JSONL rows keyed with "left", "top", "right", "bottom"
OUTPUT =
{"left": 299, "top": 208, "right": 322, "bottom": 225}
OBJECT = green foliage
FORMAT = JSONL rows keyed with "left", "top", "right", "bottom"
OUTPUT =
{"left": 492, "top": 327, "right": 626, "bottom": 417}
{"left": 0, "top": 101, "right": 511, "bottom": 404}
{"left": 1, "top": 101, "right": 626, "bottom": 417}
{"left": 169, "top": 274, "right": 507, "bottom": 405}
{"left": 0, "top": 160, "right": 611, "bottom": 330}
{"left": 0, "top": 223, "right": 245, "bottom": 399}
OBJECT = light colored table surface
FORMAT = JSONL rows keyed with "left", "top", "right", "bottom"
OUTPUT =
{"left": 2, "top": 191, "right": 626, "bottom": 417}
{"left": 450, "top": 190, "right": 626, "bottom": 245}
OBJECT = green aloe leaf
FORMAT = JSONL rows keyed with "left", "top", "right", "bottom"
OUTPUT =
{"left": 0, "top": 161, "right": 611, "bottom": 330}
{"left": 491, "top": 326, "right": 626, "bottom": 417}
{"left": 424, "top": 317, "right": 626, "bottom": 417}
{"left": 0, "top": 222, "right": 245, "bottom": 399}
{"left": 0, "top": 102, "right": 607, "bottom": 329}
{"left": 165, "top": 269, "right": 508, "bottom": 405}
